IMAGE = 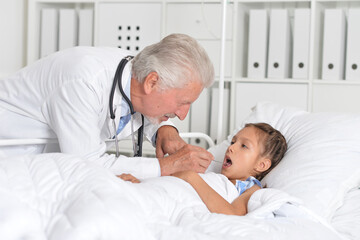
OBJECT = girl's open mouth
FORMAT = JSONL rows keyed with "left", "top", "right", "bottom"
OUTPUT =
{"left": 223, "top": 156, "right": 232, "bottom": 168}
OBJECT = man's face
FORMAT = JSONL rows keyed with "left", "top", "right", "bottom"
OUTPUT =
{"left": 142, "top": 81, "right": 203, "bottom": 124}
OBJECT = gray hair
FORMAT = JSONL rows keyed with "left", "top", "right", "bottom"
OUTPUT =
{"left": 132, "top": 33, "right": 214, "bottom": 90}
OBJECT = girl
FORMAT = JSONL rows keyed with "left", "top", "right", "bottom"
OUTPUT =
{"left": 171, "top": 123, "right": 287, "bottom": 215}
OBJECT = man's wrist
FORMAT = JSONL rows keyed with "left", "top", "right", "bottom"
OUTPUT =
{"left": 154, "top": 125, "right": 179, "bottom": 145}
{"left": 158, "top": 156, "right": 172, "bottom": 176}
{"left": 159, "top": 125, "right": 179, "bottom": 134}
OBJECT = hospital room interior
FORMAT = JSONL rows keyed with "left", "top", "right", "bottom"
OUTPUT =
{"left": 0, "top": 0, "right": 360, "bottom": 239}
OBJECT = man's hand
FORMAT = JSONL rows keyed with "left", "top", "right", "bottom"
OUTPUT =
{"left": 156, "top": 125, "right": 187, "bottom": 158}
{"left": 158, "top": 144, "right": 214, "bottom": 176}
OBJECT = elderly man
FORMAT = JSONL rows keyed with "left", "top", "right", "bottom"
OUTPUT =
{"left": 0, "top": 34, "right": 215, "bottom": 178}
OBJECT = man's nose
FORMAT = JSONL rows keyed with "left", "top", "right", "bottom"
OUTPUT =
{"left": 175, "top": 104, "right": 191, "bottom": 120}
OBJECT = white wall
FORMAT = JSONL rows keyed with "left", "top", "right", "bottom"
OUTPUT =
{"left": 0, "top": 0, "right": 27, "bottom": 78}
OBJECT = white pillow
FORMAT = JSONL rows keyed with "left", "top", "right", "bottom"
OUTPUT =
{"left": 208, "top": 102, "right": 360, "bottom": 220}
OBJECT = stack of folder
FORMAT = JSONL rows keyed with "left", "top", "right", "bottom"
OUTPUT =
{"left": 40, "top": 8, "right": 93, "bottom": 58}
{"left": 247, "top": 8, "right": 311, "bottom": 80}
{"left": 247, "top": 7, "right": 360, "bottom": 81}
{"left": 322, "top": 8, "right": 360, "bottom": 81}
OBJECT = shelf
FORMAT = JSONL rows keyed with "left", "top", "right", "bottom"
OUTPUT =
{"left": 214, "top": 77, "right": 233, "bottom": 82}
{"left": 313, "top": 80, "right": 360, "bottom": 85}
{"left": 166, "top": 0, "right": 229, "bottom": 2}
{"left": 235, "top": 78, "right": 310, "bottom": 84}
{"left": 237, "top": 0, "right": 310, "bottom": 2}
{"left": 316, "top": 0, "right": 360, "bottom": 2}
{"left": 32, "top": 0, "right": 95, "bottom": 3}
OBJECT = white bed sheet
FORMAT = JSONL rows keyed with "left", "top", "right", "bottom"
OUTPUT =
{"left": 0, "top": 153, "right": 343, "bottom": 240}
{"left": 332, "top": 187, "right": 360, "bottom": 240}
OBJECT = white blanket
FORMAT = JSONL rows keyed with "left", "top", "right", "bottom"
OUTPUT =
{"left": 0, "top": 154, "right": 343, "bottom": 240}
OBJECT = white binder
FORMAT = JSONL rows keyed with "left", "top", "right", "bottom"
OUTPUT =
{"left": 322, "top": 9, "right": 346, "bottom": 80}
{"left": 267, "top": 9, "right": 291, "bottom": 79}
{"left": 190, "top": 89, "right": 210, "bottom": 148}
{"left": 292, "top": 9, "right": 311, "bottom": 79}
{"left": 210, "top": 86, "right": 229, "bottom": 144}
{"left": 345, "top": 9, "right": 360, "bottom": 81}
{"left": 78, "top": 9, "right": 93, "bottom": 46}
{"left": 40, "top": 9, "right": 58, "bottom": 57}
{"left": 58, "top": 9, "right": 77, "bottom": 50}
{"left": 247, "top": 9, "right": 268, "bottom": 79}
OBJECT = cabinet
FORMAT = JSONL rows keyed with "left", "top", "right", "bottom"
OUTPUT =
{"left": 235, "top": 82, "right": 308, "bottom": 125}
{"left": 231, "top": 0, "right": 360, "bottom": 131}
{"left": 27, "top": 0, "right": 360, "bottom": 153}
{"left": 97, "top": 3, "right": 162, "bottom": 53}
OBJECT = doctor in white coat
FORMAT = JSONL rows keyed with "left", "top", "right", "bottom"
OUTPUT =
{"left": 0, "top": 34, "right": 215, "bottom": 178}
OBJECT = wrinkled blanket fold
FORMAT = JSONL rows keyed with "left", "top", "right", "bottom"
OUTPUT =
{"left": 0, "top": 154, "right": 341, "bottom": 240}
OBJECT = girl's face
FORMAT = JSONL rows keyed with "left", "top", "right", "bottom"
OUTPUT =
{"left": 221, "top": 126, "right": 265, "bottom": 182}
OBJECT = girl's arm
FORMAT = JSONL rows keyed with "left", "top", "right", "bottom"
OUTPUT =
{"left": 172, "top": 171, "right": 260, "bottom": 216}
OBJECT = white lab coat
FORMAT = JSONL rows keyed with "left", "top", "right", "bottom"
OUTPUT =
{"left": 0, "top": 47, "right": 167, "bottom": 178}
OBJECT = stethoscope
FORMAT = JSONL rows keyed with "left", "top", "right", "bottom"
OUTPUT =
{"left": 109, "top": 55, "right": 144, "bottom": 157}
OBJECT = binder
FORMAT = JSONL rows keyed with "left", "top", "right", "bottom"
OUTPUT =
{"left": 292, "top": 9, "right": 311, "bottom": 79}
{"left": 199, "top": 40, "right": 232, "bottom": 78}
{"left": 58, "top": 9, "right": 77, "bottom": 50}
{"left": 40, "top": 9, "right": 58, "bottom": 57}
{"left": 345, "top": 9, "right": 360, "bottom": 81}
{"left": 267, "top": 9, "right": 291, "bottom": 79}
{"left": 170, "top": 116, "right": 190, "bottom": 139}
{"left": 322, "top": 9, "right": 346, "bottom": 80}
{"left": 190, "top": 89, "right": 210, "bottom": 148}
{"left": 78, "top": 9, "right": 93, "bottom": 46}
{"left": 247, "top": 9, "right": 268, "bottom": 79}
{"left": 210, "top": 86, "right": 229, "bottom": 144}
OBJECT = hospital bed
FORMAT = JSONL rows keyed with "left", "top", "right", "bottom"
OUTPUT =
{"left": 0, "top": 101, "right": 360, "bottom": 240}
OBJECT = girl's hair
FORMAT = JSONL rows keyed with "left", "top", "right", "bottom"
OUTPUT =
{"left": 245, "top": 123, "right": 287, "bottom": 181}
{"left": 132, "top": 33, "right": 214, "bottom": 91}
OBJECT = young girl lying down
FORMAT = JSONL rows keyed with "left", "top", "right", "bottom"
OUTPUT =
{"left": 119, "top": 123, "right": 287, "bottom": 216}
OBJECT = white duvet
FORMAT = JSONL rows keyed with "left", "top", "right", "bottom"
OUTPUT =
{"left": 0, "top": 154, "right": 343, "bottom": 240}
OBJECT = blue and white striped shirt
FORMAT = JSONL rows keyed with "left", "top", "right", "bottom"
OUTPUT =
{"left": 235, "top": 176, "right": 262, "bottom": 195}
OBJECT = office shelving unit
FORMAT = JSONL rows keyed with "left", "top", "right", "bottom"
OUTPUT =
{"left": 231, "top": 0, "right": 360, "bottom": 131}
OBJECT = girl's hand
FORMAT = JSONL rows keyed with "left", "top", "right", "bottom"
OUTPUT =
{"left": 117, "top": 173, "right": 140, "bottom": 183}
{"left": 171, "top": 170, "right": 196, "bottom": 182}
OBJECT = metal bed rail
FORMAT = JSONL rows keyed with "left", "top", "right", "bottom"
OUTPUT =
{"left": 0, "top": 132, "right": 215, "bottom": 148}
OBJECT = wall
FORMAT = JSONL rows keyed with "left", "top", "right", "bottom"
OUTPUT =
{"left": 0, "top": 0, "right": 27, "bottom": 78}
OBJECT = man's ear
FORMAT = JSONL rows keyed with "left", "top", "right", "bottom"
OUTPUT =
{"left": 143, "top": 72, "right": 159, "bottom": 94}
{"left": 256, "top": 158, "right": 271, "bottom": 173}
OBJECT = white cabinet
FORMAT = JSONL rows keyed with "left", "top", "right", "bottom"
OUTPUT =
{"left": 97, "top": 3, "right": 162, "bottom": 53}
{"left": 27, "top": 1, "right": 94, "bottom": 64}
{"left": 235, "top": 82, "right": 308, "bottom": 125}
{"left": 312, "top": 83, "right": 360, "bottom": 113}
{"left": 166, "top": 3, "right": 233, "bottom": 40}
{"left": 197, "top": 40, "right": 232, "bottom": 77}
{"left": 230, "top": 0, "right": 360, "bottom": 132}
{"left": 165, "top": 2, "right": 233, "bottom": 77}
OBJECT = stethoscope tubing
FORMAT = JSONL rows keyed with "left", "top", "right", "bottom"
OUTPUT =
{"left": 109, "top": 56, "right": 144, "bottom": 157}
